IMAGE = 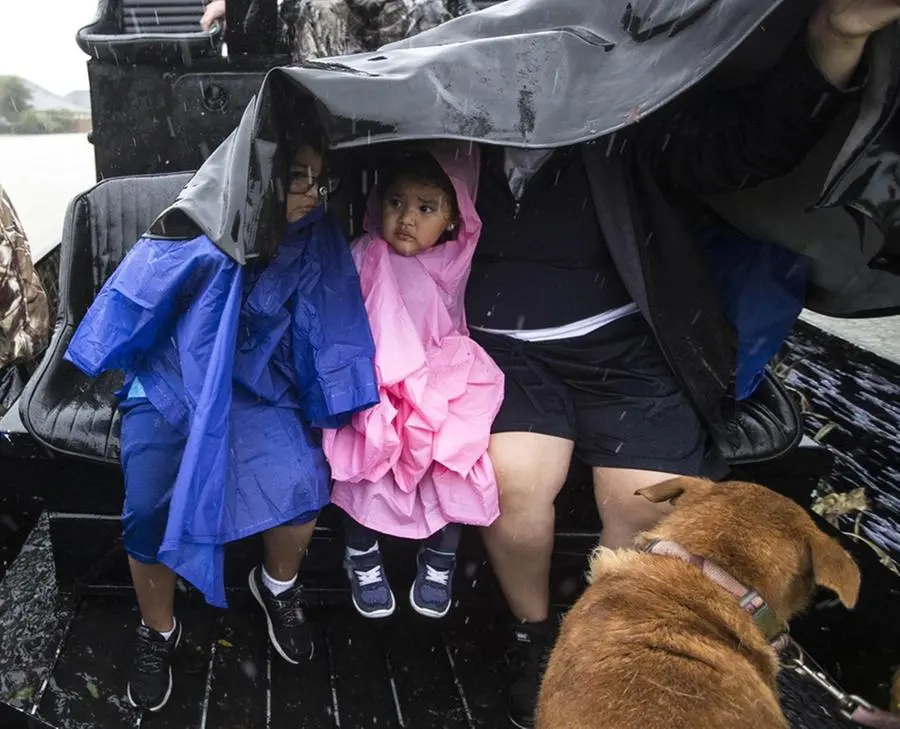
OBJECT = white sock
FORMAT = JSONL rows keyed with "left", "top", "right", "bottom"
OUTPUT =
{"left": 262, "top": 566, "right": 297, "bottom": 596}
{"left": 143, "top": 618, "right": 177, "bottom": 641}
{"left": 346, "top": 543, "right": 379, "bottom": 558}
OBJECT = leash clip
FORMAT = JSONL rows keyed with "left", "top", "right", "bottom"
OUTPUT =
{"left": 782, "top": 640, "right": 876, "bottom": 720}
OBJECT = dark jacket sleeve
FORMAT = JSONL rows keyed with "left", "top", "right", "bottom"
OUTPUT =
{"left": 640, "top": 35, "right": 863, "bottom": 195}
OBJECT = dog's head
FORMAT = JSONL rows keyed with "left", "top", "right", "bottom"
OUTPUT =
{"left": 633, "top": 477, "right": 860, "bottom": 620}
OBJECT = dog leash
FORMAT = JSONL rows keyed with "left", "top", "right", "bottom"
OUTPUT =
{"left": 642, "top": 539, "right": 900, "bottom": 728}
{"left": 781, "top": 639, "right": 900, "bottom": 729}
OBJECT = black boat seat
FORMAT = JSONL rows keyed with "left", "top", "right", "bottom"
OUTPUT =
{"left": 77, "top": 0, "right": 221, "bottom": 65}
{"left": 19, "top": 172, "right": 802, "bottom": 467}
{"left": 20, "top": 173, "right": 194, "bottom": 464}
{"left": 717, "top": 368, "right": 802, "bottom": 466}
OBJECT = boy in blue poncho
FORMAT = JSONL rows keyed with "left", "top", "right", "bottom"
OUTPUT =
{"left": 65, "top": 135, "right": 379, "bottom": 712}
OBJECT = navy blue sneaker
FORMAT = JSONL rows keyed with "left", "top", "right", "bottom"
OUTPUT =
{"left": 409, "top": 548, "right": 456, "bottom": 618}
{"left": 344, "top": 549, "right": 396, "bottom": 618}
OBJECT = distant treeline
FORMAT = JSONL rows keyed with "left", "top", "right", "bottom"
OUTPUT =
{"left": 0, "top": 76, "right": 88, "bottom": 135}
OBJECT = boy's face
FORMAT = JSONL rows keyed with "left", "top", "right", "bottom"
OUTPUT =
{"left": 286, "top": 145, "right": 325, "bottom": 222}
{"left": 380, "top": 177, "right": 456, "bottom": 257}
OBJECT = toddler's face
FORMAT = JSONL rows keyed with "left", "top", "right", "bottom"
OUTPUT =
{"left": 380, "top": 177, "right": 456, "bottom": 257}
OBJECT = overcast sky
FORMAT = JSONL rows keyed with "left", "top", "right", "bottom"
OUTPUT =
{"left": 0, "top": 0, "right": 98, "bottom": 96}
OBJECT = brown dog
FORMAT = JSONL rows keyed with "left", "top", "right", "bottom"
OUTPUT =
{"left": 536, "top": 477, "right": 860, "bottom": 729}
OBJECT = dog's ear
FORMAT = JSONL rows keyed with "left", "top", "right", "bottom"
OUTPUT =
{"left": 807, "top": 529, "right": 861, "bottom": 608}
{"left": 636, "top": 477, "right": 712, "bottom": 504}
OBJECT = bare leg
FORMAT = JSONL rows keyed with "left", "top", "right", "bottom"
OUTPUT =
{"left": 262, "top": 521, "right": 318, "bottom": 581}
{"left": 481, "top": 432, "right": 574, "bottom": 623}
{"left": 592, "top": 467, "right": 678, "bottom": 549}
{"left": 129, "top": 558, "right": 177, "bottom": 633}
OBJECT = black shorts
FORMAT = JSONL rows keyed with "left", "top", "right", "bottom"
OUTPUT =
{"left": 471, "top": 314, "right": 727, "bottom": 477}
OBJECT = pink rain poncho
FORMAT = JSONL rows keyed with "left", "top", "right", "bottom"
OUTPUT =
{"left": 323, "top": 143, "right": 503, "bottom": 539}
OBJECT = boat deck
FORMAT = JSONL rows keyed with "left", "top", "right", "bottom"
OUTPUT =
{"left": 0, "top": 513, "right": 574, "bottom": 729}
{"left": 11, "top": 596, "right": 512, "bottom": 729}
{"left": 0, "top": 322, "right": 898, "bottom": 729}
{"left": 0, "top": 510, "right": 883, "bottom": 729}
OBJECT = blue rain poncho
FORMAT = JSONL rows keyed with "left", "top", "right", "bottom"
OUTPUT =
{"left": 65, "top": 206, "right": 379, "bottom": 606}
{"left": 702, "top": 229, "right": 810, "bottom": 401}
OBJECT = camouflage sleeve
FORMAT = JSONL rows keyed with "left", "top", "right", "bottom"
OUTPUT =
{"left": 280, "top": 0, "right": 453, "bottom": 62}
{"left": 0, "top": 184, "right": 50, "bottom": 371}
{"left": 367, "top": 0, "right": 452, "bottom": 48}
{"left": 281, "top": 0, "right": 365, "bottom": 60}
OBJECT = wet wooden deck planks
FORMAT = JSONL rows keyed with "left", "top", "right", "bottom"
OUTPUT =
{"left": 21, "top": 595, "right": 512, "bottom": 729}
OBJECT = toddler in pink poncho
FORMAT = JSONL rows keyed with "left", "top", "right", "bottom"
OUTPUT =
{"left": 322, "top": 144, "right": 503, "bottom": 619}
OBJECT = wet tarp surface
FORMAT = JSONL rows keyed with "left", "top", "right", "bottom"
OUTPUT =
{"left": 149, "top": 0, "right": 900, "bottom": 303}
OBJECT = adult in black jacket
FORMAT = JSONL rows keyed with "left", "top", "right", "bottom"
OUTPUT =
{"left": 458, "top": 2, "right": 900, "bottom": 727}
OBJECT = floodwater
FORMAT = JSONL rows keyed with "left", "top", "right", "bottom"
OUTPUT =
{"left": 801, "top": 311, "right": 900, "bottom": 365}
{"left": 0, "top": 133, "right": 96, "bottom": 262}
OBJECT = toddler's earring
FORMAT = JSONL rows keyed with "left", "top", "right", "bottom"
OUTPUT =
{"left": 447, "top": 223, "right": 455, "bottom": 231}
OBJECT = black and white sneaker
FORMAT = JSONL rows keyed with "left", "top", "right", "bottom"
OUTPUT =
{"left": 248, "top": 566, "right": 313, "bottom": 664}
{"left": 125, "top": 620, "right": 182, "bottom": 712}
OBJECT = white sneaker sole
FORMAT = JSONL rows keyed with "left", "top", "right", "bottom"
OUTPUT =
{"left": 351, "top": 592, "right": 396, "bottom": 619}
{"left": 248, "top": 568, "right": 313, "bottom": 665}
{"left": 125, "top": 626, "right": 181, "bottom": 712}
{"left": 508, "top": 712, "right": 534, "bottom": 729}
{"left": 408, "top": 582, "right": 451, "bottom": 619}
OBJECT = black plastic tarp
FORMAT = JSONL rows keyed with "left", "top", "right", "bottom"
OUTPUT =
{"left": 149, "top": 0, "right": 900, "bottom": 312}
